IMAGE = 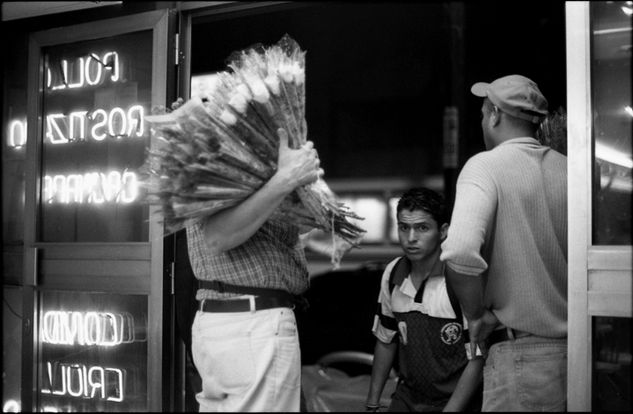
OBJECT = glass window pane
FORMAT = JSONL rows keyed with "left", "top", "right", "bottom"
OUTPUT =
{"left": 592, "top": 316, "right": 631, "bottom": 411}
{"left": 39, "top": 31, "right": 153, "bottom": 242}
{"left": 1, "top": 31, "right": 28, "bottom": 247}
{"left": 2, "top": 286, "right": 23, "bottom": 412}
{"left": 338, "top": 196, "right": 387, "bottom": 243}
{"left": 38, "top": 291, "right": 148, "bottom": 411}
{"left": 590, "top": 1, "right": 632, "bottom": 245}
{"left": 388, "top": 197, "right": 399, "bottom": 243}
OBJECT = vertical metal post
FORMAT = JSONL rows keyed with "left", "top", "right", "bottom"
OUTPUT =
{"left": 566, "top": 1, "right": 592, "bottom": 410}
{"left": 444, "top": 2, "right": 465, "bottom": 211}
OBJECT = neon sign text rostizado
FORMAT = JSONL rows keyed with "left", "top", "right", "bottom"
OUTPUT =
{"left": 47, "top": 51, "right": 120, "bottom": 91}
{"left": 6, "top": 105, "right": 145, "bottom": 149}
{"left": 43, "top": 171, "right": 139, "bottom": 204}
{"left": 41, "top": 362, "right": 124, "bottom": 402}
{"left": 8, "top": 119, "right": 27, "bottom": 148}
{"left": 46, "top": 105, "right": 145, "bottom": 144}
{"left": 42, "top": 311, "right": 136, "bottom": 346}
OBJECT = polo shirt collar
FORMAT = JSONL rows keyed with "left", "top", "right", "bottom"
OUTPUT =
{"left": 392, "top": 255, "right": 444, "bottom": 288}
{"left": 498, "top": 137, "right": 540, "bottom": 147}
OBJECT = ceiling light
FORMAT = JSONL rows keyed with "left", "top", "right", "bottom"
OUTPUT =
{"left": 596, "top": 142, "right": 633, "bottom": 169}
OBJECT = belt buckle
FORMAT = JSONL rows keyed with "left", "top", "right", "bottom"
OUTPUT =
{"left": 248, "top": 296, "right": 256, "bottom": 313}
{"left": 199, "top": 299, "right": 205, "bottom": 312}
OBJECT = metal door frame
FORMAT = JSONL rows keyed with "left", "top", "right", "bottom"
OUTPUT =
{"left": 22, "top": 9, "right": 171, "bottom": 411}
{"left": 566, "top": 2, "right": 633, "bottom": 410}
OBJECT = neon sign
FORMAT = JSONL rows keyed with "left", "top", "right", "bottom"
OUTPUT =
{"left": 41, "top": 362, "right": 124, "bottom": 402}
{"left": 7, "top": 105, "right": 145, "bottom": 149}
{"left": 42, "top": 311, "right": 136, "bottom": 346}
{"left": 43, "top": 170, "right": 139, "bottom": 204}
{"left": 46, "top": 105, "right": 145, "bottom": 144}
{"left": 2, "top": 400, "right": 20, "bottom": 413}
{"left": 8, "top": 119, "right": 27, "bottom": 148}
{"left": 47, "top": 51, "right": 120, "bottom": 91}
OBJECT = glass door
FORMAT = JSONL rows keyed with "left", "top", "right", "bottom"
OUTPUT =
{"left": 22, "top": 10, "right": 171, "bottom": 412}
{"left": 566, "top": 1, "right": 632, "bottom": 410}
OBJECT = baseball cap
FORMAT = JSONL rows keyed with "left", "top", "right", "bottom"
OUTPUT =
{"left": 471, "top": 74, "right": 548, "bottom": 123}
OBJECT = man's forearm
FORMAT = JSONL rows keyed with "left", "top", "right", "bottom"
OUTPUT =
{"left": 445, "top": 264, "right": 485, "bottom": 320}
{"left": 367, "top": 340, "right": 397, "bottom": 406}
{"left": 443, "top": 358, "right": 484, "bottom": 412}
{"left": 202, "top": 173, "right": 294, "bottom": 253}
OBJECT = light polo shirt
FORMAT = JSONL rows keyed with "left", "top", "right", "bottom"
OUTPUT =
{"left": 372, "top": 257, "right": 468, "bottom": 344}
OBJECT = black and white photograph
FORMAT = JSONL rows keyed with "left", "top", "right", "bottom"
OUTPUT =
{"left": 1, "top": 1, "right": 631, "bottom": 412}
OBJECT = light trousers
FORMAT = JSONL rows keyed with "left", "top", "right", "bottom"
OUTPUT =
{"left": 482, "top": 335, "right": 567, "bottom": 411}
{"left": 191, "top": 306, "right": 301, "bottom": 412}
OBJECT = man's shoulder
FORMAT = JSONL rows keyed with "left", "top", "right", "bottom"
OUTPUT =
{"left": 459, "top": 150, "right": 499, "bottom": 179}
{"left": 383, "top": 256, "right": 405, "bottom": 278}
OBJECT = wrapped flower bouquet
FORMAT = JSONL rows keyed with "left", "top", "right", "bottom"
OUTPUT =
{"left": 142, "top": 35, "right": 365, "bottom": 266}
{"left": 537, "top": 106, "right": 567, "bottom": 155}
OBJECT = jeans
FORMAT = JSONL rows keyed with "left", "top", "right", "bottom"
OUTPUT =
{"left": 482, "top": 335, "right": 567, "bottom": 412}
{"left": 191, "top": 306, "right": 301, "bottom": 412}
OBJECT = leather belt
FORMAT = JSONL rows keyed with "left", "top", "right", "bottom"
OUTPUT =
{"left": 199, "top": 295, "right": 295, "bottom": 313}
{"left": 488, "top": 327, "right": 532, "bottom": 346}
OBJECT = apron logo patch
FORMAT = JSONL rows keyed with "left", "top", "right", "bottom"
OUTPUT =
{"left": 440, "top": 322, "right": 462, "bottom": 345}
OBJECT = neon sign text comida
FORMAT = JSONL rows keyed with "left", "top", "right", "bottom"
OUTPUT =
{"left": 41, "top": 311, "right": 136, "bottom": 346}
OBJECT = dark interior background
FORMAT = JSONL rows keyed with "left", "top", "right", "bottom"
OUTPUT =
{"left": 187, "top": 0, "right": 568, "bottom": 370}
{"left": 190, "top": 2, "right": 567, "bottom": 183}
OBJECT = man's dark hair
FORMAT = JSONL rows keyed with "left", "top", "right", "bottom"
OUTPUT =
{"left": 396, "top": 187, "right": 448, "bottom": 225}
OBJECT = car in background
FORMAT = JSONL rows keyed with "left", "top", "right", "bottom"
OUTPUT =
{"left": 297, "top": 262, "right": 398, "bottom": 412}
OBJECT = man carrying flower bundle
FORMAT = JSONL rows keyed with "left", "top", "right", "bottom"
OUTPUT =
{"left": 367, "top": 188, "right": 483, "bottom": 412}
{"left": 186, "top": 127, "right": 322, "bottom": 412}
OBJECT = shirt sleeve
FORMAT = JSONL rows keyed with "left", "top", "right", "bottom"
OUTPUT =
{"left": 440, "top": 155, "right": 497, "bottom": 276}
{"left": 372, "top": 259, "right": 399, "bottom": 344}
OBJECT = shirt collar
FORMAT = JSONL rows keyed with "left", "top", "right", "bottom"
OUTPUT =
{"left": 497, "top": 137, "right": 541, "bottom": 147}
{"left": 394, "top": 255, "right": 444, "bottom": 287}
{"left": 399, "top": 256, "right": 445, "bottom": 298}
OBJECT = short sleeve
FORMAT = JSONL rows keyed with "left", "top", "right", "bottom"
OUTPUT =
{"left": 371, "top": 258, "right": 400, "bottom": 343}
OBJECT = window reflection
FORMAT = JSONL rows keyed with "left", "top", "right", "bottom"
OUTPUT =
{"left": 38, "top": 291, "right": 148, "bottom": 412}
{"left": 39, "top": 31, "right": 152, "bottom": 242}
{"left": 591, "top": 1, "right": 632, "bottom": 245}
{"left": 593, "top": 316, "right": 632, "bottom": 411}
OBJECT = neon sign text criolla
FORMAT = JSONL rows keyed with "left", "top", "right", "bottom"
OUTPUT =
{"left": 41, "top": 362, "right": 124, "bottom": 402}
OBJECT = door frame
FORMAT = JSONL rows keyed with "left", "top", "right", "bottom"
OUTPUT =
{"left": 22, "top": 9, "right": 171, "bottom": 411}
{"left": 566, "top": 2, "right": 633, "bottom": 410}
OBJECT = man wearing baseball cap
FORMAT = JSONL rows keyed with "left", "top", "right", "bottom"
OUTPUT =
{"left": 440, "top": 74, "right": 568, "bottom": 411}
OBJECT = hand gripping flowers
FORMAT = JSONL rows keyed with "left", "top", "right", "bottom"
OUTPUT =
{"left": 142, "top": 35, "right": 365, "bottom": 265}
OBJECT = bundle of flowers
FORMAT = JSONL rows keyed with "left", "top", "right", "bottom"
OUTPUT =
{"left": 141, "top": 35, "right": 365, "bottom": 265}
{"left": 537, "top": 106, "right": 567, "bottom": 155}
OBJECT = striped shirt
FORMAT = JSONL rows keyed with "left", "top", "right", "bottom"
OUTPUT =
{"left": 440, "top": 137, "right": 567, "bottom": 338}
{"left": 186, "top": 217, "right": 309, "bottom": 300}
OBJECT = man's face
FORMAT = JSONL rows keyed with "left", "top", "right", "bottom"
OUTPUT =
{"left": 397, "top": 208, "right": 446, "bottom": 262}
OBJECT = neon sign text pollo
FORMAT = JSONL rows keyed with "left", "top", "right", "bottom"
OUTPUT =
{"left": 47, "top": 51, "right": 120, "bottom": 91}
